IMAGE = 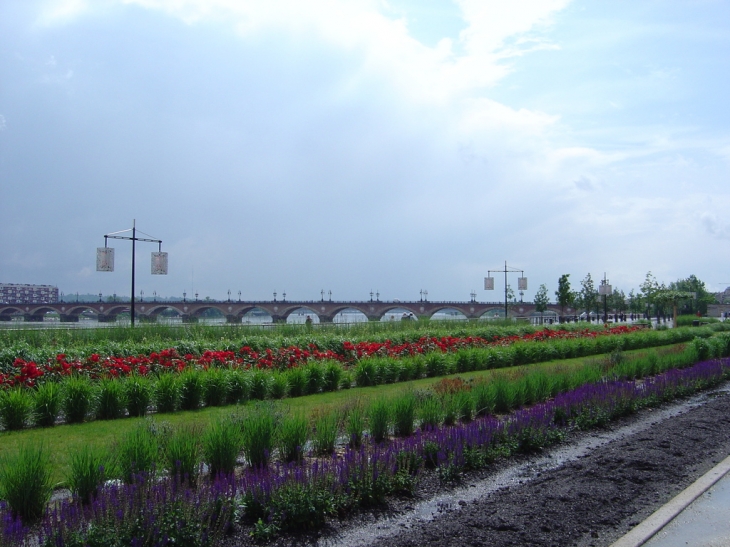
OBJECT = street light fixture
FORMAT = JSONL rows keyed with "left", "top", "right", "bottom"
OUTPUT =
{"left": 328, "top": 290, "right": 332, "bottom": 302}
{"left": 140, "top": 290, "right": 144, "bottom": 302}
{"left": 484, "top": 261, "right": 527, "bottom": 320}
{"left": 153, "top": 290, "right": 157, "bottom": 302}
{"left": 195, "top": 292, "right": 198, "bottom": 302}
{"left": 283, "top": 291, "right": 286, "bottom": 302}
{"left": 227, "top": 289, "right": 231, "bottom": 302}
{"left": 273, "top": 292, "right": 277, "bottom": 302}
{"left": 238, "top": 290, "right": 241, "bottom": 302}
{"left": 370, "top": 290, "right": 373, "bottom": 302}
{"left": 183, "top": 291, "right": 186, "bottom": 303}
{"left": 321, "top": 289, "right": 324, "bottom": 302}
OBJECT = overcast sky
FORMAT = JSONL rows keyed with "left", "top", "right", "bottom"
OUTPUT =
{"left": 1, "top": 0, "right": 729, "bottom": 303}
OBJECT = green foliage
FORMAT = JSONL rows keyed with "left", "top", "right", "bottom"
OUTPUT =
{"left": 249, "top": 370, "right": 272, "bottom": 400}
{"left": 391, "top": 392, "right": 416, "bottom": 437}
{"left": 96, "top": 378, "right": 126, "bottom": 420}
{"left": 32, "top": 382, "right": 62, "bottom": 427}
{"left": 226, "top": 369, "right": 250, "bottom": 404}
{"left": 368, "top": 399, "right": 390, "bottom": 443}
{"left": 0, "top": 443, "right": 52, "bottom": 522}
{"left": 203, "top": 368, "right": 229, "bottom": 407}
{"left": 286, "top": 366, "right": 307, "bottom": 397}
{"left": 67, "top": 445, "right": 112, "bottom": 504}
{"left": 277, "top": 413, "right": 309, "bottom": 463}
{"left": 345, "top": 403, "right": 364, "bottom": 448}
{"left": 117, "top": 422, "right": 159, "bottom": 483}
{"left": 0, "top": 388, "right": 32, "bottom": 431}
{"left": 239, "top": 404, "right": 275, "bottom": 468}
{"left": 270, "top": 372, "right": 289, "bottom": 399}
{"left": 154, "top": 373, "right": 180, "bottom": 413}
{"left": 162, "top": 425, "right": 201, "bottom": 485}
{"left": 124, "top": 375, "right": 151, "bottom": 417}
{"left": 202, "top": 417, "right": 242, "bottom": 477}
{"left": 179, "top": 369, "right": 204, "bottom": 410}
{"left": 323, "top": 361, "right": 343, "bottom": 392}
{"left": 418, "top": 395, "right": 443, "bottom": 429}
{"left": 62, "top": 375, "right": 94, "bottom": 424}
{"left": 312, "top": 410, "right": 339, "bottom": 455}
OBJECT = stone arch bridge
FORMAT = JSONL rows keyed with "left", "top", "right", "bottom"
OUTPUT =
{"left": 0, "top": 300, "right": 570, "bottom": 324}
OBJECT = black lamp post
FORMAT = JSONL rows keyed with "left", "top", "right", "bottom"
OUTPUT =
{"left": 283, "top": 291, "right": 286, "bottom": 302}
{"left": 273, "top": 292, "right": 277, "bottom": 302}
{"left": 321, "top": 289, "right": 324, "bottom": 302}
{"left": 183, "top": 291, "right": 186, "bottom": 303}
{"left": 328, "top": 290, "right": 332, "bottom": 302}
{"left": 227, "top": 289, "right": 231, "bottom": 302}
{"left": 99, "top": 292, "right": 102, "bottom": 303}
{"left": 238, "top": 290, "right": 241, "bottom": 302}
{"left": 153, "top": 290, "right": 157, "bottom": 302}
{"left": 370, "top": 290, "right": 373, "bottom": 302}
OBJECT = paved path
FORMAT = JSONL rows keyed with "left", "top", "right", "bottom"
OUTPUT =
{"left": 610, "top": 454, "right": 730, "bottom": 547}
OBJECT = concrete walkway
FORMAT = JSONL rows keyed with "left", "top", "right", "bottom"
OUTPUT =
{"left": 609, "top": 454, "right": 730, "bottom": 547}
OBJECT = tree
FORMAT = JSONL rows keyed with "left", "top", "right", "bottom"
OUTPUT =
{"left": 534, "top": 284, "right": 550, "bottom": 324}
{"left": 578, "top": 273, "right": 598, "bottom": 321}
{"left": 669, "top": 275, "right": 714, "bottom": 315}
{"left": 608, "top": 288, "right": 627, "bottom": 315}
{"left": 555, "top": 274, "right": 575, "bottom": 319}
{"left": 640, "top": 272, "right": 666, "bottom": 321}
{"left": 654, "top": 289, "right": 696, "bottom": 327}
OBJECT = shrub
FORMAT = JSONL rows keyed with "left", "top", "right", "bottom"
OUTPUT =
{"left": 240, "top": 404, "right": 276, "bottom": 468}
{"left": 179, "top": 369, "right": 204, "bottom": 410}
{"left": 455, "top": 391, "right": 475, "bottom": 422}
{"left": 154, "top": 373, "right": 180, "bottom": 413}
{"left": 124, "top": 375, "right": 151, "bottom": 418}
{"left": 162, "top": 425, "right": 201, "bottom": 485}
{"left": 368, "top": 399, "right": 390, "bottom": 443}
{"left": 117, "top": 422, "right": 159, "bottom": 484}
{"left": 67, "top": 444, "right": 112, "bottom": 504}
{"left": 32, "top": 382, "right": 62, "bottom": 427}
{"left": 392, "top": 392, "right": 416, "bottom": 437}
{"left": 312, "top": 410, "right": 339, "bottom": 455}
{"left": 0, "top": 388, "right": 32, "bottom": 431}
{"left": 95, "top": 378, "right": 126, "bottom": 420}
{"left": 277, "top": 413, "right": 309, "bottom": 462}
{"left": 62, "top": 375, "right": 94, "bottom": 424}
{"left": 354, "top": 360, "right": 377, "bottom": 387}
{"left": 0, "top": 443, "right": 52, "bottom": 522}
{"left": 203, "top": 417, "right": 242, "bottom": 477}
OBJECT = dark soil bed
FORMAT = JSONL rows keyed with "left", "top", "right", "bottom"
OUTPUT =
{"left": 228, "top": 386, "right": 730, "bottom": 547}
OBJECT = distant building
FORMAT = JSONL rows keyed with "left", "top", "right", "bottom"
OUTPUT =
{"left": 0, "top": 283, "right": 59, "bottom": 304}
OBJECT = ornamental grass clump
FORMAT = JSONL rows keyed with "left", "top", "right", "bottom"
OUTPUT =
{"left": 312, "top": 410, "right": 339, "bottom": 455}
{"left": 323, "top": 361, "right": 343, "bottom": 392}
{"left": 240, "top": 404, "right": 276, "bottom": 468}
{"left": 62, "top": 375, "right": 94, "bottom": 424}
{"left": 162, "top": 425, "right": 201, "bottom": 485}
{"left": 305, "top": 362, "right": 325, "bottom": 394}
{"left": 226, "top": 369, "right": 250, "bottom": 404}
{"left": 203, "top": 417, "right": 242, "bottom": 478}
{"left": 368, "top": 399, "right": 390, "bottom": 443}
{"left": 249, "top": 370, "right": 272, "bottom": 400}
{"left": 0, "top": 443, "right": 51, "bottom": 523}
{"left": 270, "top": 372, "right": 289, "bottom": 399}
{"left": 179, "top": 368, "right": 204, "bottom": 410}
{"left": 67, "top": 444, "right": 112, "bottom": 505}
{"left": 392, "top": 392, "right": 416, "bottom": 437}
{"left": 286, "top": 367, "right": 307, "bottom": 397}
{"left": 203, "top": 367, "right": 229, "bottom": 407}
{"left": 95, "top": 378, "right": 126, "bottom": 420}
{"left": 124, "top": 375, "right": 151, "bottom": 417}
{"left": 418, "top": 395, "right": 443, "bottom": 430}
{"left": 277, "top": 413, "right": 309, "bottom": 463}
{"left": 0, "top": 388, "right": 32, "bottom": 431}
{"left": 32, "top": 382, "right": 61, "bottom": 427}
{"left": 154, "top": 372, "right": 180, "bottom": 413}
{"left": 345, "top": 403, "right": 365, "bottom": 448}
{"left": 117, "top": 422, "right": 159, "bottom": 484}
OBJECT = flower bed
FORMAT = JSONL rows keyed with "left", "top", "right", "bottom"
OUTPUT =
{"left": 2, "top": 354, "right": 729, "bottom": 546}
{"left": 1, "top": 326, "right": 644, "bottom": 388}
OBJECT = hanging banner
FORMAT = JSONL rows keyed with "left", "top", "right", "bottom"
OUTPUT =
{"left": 151, "top": 252, "right": 168, "bottom": 275}
{"left": 598, "top": 284, "right": 612, "bottom": 296}
{"left": 518, "top": 277, "right": 528, "bottom": 291}
{"left": 484, "top": 277, "right": 494, "bottom": 290}
{"left": 96, "top": 248, "right": 115, "bottom": 272}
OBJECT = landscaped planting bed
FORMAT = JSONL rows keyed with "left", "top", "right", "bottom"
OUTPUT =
{"left": 2, "top": 326, "right": 727, "bottom": 434}
{"left": 2, "top": 332, "right": 730, "bottom": 546}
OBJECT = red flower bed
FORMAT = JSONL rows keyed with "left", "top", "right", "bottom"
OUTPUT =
{"left": 1, "top": 326, "right": 641, "bottom": 389}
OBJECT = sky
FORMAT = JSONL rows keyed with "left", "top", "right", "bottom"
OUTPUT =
{"left": 1, "top": 0, "right": 729, "bottom": 304}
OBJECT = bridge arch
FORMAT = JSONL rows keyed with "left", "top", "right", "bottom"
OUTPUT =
{"left": 429, "top": 306, "right": 469, "bottom": 321}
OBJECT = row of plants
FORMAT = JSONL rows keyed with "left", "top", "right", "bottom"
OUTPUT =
{"left": 2, "top": 346, "right": 730, "bottom": 545}
{"left": 2, "top": 329, "right": 727, "bottom": 431}
{"left": 0, "top": 325, "right": 652, "bottom": 385}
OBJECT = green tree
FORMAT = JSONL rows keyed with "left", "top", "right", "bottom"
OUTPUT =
{"left": 640, "top": 272, "right": 667, "bottom": 320}
{"left": 534, "top": 284, "right": 550, "bottom": 324}
{"left": 555, "top": 274, "right": 575, "bottom": 319}
{"left": 669, "top": 275, "right": 714, "bottom": 315}
{"left": 608, "top": 288, "right": 627, "bottom": 315}
{"left": 578, "top": 273, "right": 598, "bottom": 321}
